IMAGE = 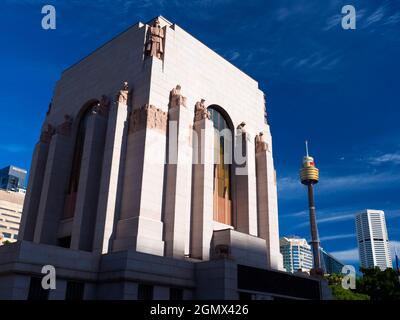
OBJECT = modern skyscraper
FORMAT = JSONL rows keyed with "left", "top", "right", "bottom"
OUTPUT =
{"left": 280, "top": 237, "right": 313, "bottom": 273}
{"left": 355, "top": 210, "right": 392, "bottom": 270}
{"left": 0, "top": 165, "right": 27, "bottom": 193}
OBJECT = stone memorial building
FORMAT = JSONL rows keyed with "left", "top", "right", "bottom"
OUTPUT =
{"left": 0, "top": 17, "right": 330, "bottom": 300}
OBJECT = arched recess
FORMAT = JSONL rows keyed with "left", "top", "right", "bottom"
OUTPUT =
{"left": 62, "top": 99, "right": 99, "bottom": 220}
{"left": 208, "top": 105, "right": 235, "bottom": 226}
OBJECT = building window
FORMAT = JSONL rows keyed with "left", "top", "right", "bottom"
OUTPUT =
{"left": 28, "top": 277, "right": 49, "bottom": 300}
{"left": 138, "top": 284, "right": 153, "bottom": 300}
{"left": 58, "top": 236, "right": 71, "bottom": 248}
{"left": 169, "top": 288, "right": 183, "bottom": 300}
{"left": 63, "top": 106, "right": 93, "bottom": 219}
{"left": 239, "top": 292, "right": 252, "bottom": 300}
{"left": 65, "top": 281, "right": 85, "bottom": 300}
{"left": 209, "top": 107, "right": 233, "bottom": 225}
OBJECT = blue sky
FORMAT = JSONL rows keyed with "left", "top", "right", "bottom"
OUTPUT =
{"left": 1, "top": 0, "right": 399, "bottom": 268}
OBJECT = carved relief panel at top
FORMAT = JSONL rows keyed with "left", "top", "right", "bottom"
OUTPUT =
{"left": 129, "top": 104, "right": 167, "bottom": 135}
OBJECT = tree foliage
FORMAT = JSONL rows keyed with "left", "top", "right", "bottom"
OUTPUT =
{"left": 326, "top": 273, "right": 370, "bottom": 300}
{"left": 357, "top": 267, "right": 400, "bottom": 300}
{"left": 330, "top": 284, "right": 370, "bottom": 300}
{"left": 326, "top": 268, "right": 400, "bottom": 300}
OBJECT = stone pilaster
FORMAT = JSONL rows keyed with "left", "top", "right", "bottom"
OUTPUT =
{"left": 33, "top": 120, "right": 75, "bottom": 245}
{"left": 163, "top": 104, "right": 193, "bottom": 258}
{"left": 190, "top": 117, "right": 214, "bottom": 260}
{"left": 255, "top": 133, "right": 283, "bottom": 270}
{"left": 235, "top": 133, "right": 258, "bottom": 236}
{"left": 70, "top": 112, "right": 107, "bottom": 251}
{"left": 113, "top": 104, "right": 167, "bottom": 256}
{"left": 92, "top": 96, "right": 129, "bottom": 254}
{"left": 19, "top": 125, "right": 54, "bottom": 241}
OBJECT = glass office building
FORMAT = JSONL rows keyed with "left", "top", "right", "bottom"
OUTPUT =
{"left": 320, "top": 247, "right": 345, "bottom": 275}
{"left": 0, "top": 166, "right": 27, "bottom": 192}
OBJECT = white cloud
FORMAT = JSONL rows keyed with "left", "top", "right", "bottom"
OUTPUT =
{"left": 383, "top": 12, "right": 400, "bottom": 26}
{"left": 283, "top": 210, "right": 308, "bottom": 217}
{"left": 278, "top": 171, "right": 400, "bottom": 199}
{"left": 294, "top": 212, "right": 355, "bottom": 229}
{"left": 320, "top": 233, "right": 355, "bottom": 242}
{"left": 230, "top": 52, "right": 240, "bottom": 61}
{"left": 0, "top": 144, "right": 28, "bottom": 153}
{"left": 276, "top": 8, "right": 290, "bottom": 22}
{"left": 323, "top": 14, "right": 341, "bottom": 31}
{"left": 329, "top": 241, "right": 400, "bottom": 266}
{"left": 363, "top": 6, "right": 385, "bottom": 28}
{"left": 368, "top": 153, "right": 400, "bottom": 165}
{"left": 330, "top": 247, "right": 359, "bottom": 262}
{"left": 390, "top": 241, "right": 400, "bottom": 260}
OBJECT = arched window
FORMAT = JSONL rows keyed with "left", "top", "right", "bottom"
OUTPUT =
{"left": 209, "top": 106, "right": 233, "bottom": 225}
{"left": 63, "top": 105, "right": 93, "bottom": 219}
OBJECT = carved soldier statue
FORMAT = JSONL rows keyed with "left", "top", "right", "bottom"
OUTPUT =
{"left": 194, "top": 99, "right": 210, "bottom": 121}
{"left": 118, "top": 82, "right": 129, "bottom": 104}
{"left": 40, "top": 123, "right": 55, "bottom": 144}
{"left": 93, "top": 95, "right": 111, "bottom": 116}
{"left": 145, "top": 18, "right": 165, "bottom": 59}
{"left": 169, "top": 85, "right": 187, "bottom": 108}
{"left": 237, "top": 122, "right": 246, "bottom": 136}
{"left": 255, "top": 132, "right": 268, "bottom": 153}
{"left": 56, "top": 114, "right": 73, "bottom": 136}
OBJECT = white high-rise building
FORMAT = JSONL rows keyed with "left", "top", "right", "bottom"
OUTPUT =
{"left": 280, "top": 237, "right": 313, "bottom": 273}
{"left": 0, "top": 189, "right": 25, "bottom": 244}
{"left": 355, "top": 210, "right": 392, "bottom": 270}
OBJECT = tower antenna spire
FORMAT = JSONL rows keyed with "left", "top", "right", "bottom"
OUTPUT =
{"left": 305, "top": 140, "right": 309, "bottom": 157}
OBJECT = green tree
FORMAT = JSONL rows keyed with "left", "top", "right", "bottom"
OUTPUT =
{"left": 330, "top": 285, "right": 370, "bottom": 300}
{"left": 326, "top": 273, "right": 370, "bottom": 300}
{"left": 356, "top": 267, "right": 400, "bottom": 300}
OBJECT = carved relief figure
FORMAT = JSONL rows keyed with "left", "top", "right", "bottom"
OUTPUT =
{"left": 93, "top": 95, "right": 111, "bottom": 117}
{"left": 57, "top": 115, "right": 73, "bottom": 136}
{"left": 145, "top": 19, "right": 165, "bottom": 59}
{"left": 169, "top": 85, "right": 187, "bottom": 108}
{"left": 194, "top": 99, "right": 210, "bottom": 122}
{"left": 255, "top": 132, "right": 268, "bottom": 153}
{"left": 40, "top": 123, "right": 55, "bottom": 144}
{"left": 129, "top": 104, "right": 167, "bottom": 134}
{"left": 237, "top": 122, "right": 246, "bottom": 136}
{"left": 117, "top": 82, "right": 129, "bottom": 104}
